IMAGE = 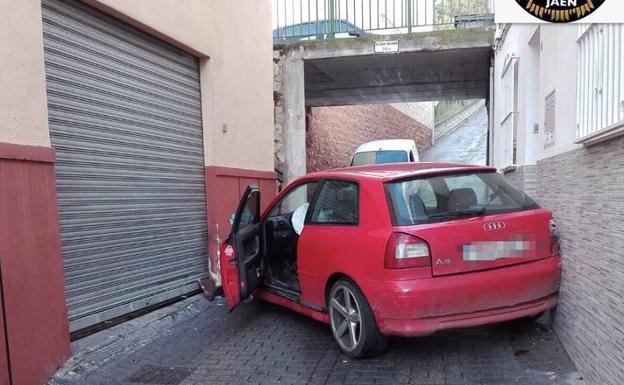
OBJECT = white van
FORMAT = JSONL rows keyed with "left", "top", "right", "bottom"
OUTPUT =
{"left": 350, "top": 139, "right": 419, "bottom": 167}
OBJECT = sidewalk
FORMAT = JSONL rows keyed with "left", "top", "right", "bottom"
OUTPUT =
{"left": 47, "top": 294, "right": 585, "bottom": 385}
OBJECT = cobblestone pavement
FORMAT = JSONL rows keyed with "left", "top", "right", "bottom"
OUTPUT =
{"left": 48, "top": 295, "right": 585, "bottom": 385}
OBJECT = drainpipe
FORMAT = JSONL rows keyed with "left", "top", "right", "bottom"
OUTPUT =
{"left": 487, "top": 59, "right": 495, "bottom": 166}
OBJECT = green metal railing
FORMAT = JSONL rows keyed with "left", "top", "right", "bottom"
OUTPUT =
{"left": 273, "top": 0, "right": 494, "bottom": 43}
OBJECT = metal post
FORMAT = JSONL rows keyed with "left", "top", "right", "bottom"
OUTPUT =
{"left": 407, "top": 0, "right": 412, "bottom": 33}
{"left": 329, "top": 0, "right": 335, "bottom": 38}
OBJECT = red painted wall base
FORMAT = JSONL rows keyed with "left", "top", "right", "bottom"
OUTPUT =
{"left": 0, "top": 142, "right": 70, "bottom": 385}
{"left": 205, "top": 166, "right": 277, "bottom": 279}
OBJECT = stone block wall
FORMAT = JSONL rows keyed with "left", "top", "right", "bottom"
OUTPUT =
{"left": 534, "top": 135, "right": 624, "bottom": 385}
{"left": 273, "top": 50, "right": 285, "bottom": 179}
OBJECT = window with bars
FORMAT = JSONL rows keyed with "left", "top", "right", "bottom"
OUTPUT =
{"left": 576, "top": 24, "right": 624, "bottom": 140}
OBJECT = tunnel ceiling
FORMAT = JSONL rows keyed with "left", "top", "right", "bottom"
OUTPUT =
{"left": 301, "top": 30, "right": 493, "bottom": 107}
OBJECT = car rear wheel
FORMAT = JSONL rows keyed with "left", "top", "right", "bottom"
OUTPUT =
{"left": 328, "top": 279, "right": 388, "bottom": 358}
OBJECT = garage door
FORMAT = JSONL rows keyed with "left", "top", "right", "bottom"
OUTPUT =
{"left": 41, "top": 0, "right": 208, "bottom": 331}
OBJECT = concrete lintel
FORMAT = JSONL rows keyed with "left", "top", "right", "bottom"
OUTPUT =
{"left": 303, "top": 44, "right": 492, "bottom": 106}
{"left": 306, "top": 80, "right": 488, "bottom": 107}
{"left": 278, "top": 28, "right": 494, "bottom": 60}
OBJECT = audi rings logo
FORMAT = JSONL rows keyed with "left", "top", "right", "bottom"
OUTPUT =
{"left": 515, "top": 0, "right": 606, "bottom": 23}
{"left": 483, "top": 221, "right": 507, "bottom": 231}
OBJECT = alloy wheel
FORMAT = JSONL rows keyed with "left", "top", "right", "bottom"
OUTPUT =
{"left": 329, "top": 285, "right": 362, "bottom": 352}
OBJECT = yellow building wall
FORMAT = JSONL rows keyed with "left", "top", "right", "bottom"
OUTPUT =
{"left": 0, "top": 0, "right": 51, "bottom": 147}
{"left": 1, "top": 0, "right": 275, "bottom": 171}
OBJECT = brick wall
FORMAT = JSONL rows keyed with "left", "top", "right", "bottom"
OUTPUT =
{"left": 534, "top": 135, "right": 624, "bottom": 385}
{"left": 306, "top": 104, "right": 433, "bottom": 172}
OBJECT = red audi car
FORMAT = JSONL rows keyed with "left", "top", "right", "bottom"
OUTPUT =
{"left": 219, "top": 163, "right": 561, "bottom": 357}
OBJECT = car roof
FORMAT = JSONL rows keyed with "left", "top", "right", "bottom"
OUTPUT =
{"left": 305, "top": 162, "right": 496, "bottom": 183}
{"left": 354, "top": 139, "right": 416, "bottom": 153}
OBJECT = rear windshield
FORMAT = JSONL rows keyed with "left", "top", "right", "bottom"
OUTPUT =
{"left": 385, "top": 171, "right": 540, "bottom": 225}
{"left": 352, "top": 150, "right": 407, "bottom": 166}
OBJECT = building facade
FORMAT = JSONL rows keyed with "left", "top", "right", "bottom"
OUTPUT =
{"left": 492, "top": 24, "right": 624, "bottom": 385}
{"left": 0, "top": 0, "right": 275, "bottom": 384}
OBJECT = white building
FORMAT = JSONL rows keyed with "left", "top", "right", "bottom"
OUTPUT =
{"left": 491, "top": 24, "right": 624, "bottom": 385}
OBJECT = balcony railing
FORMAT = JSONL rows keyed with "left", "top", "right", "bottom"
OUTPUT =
{"left": 273, "top": 0, "right": 494, "bottom": 43}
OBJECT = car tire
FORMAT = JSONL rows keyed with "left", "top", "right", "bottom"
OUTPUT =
{"left": 328, "top": 278, "right": 388, "bottom": 358}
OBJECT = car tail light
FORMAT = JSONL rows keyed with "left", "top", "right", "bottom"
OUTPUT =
{"left": 384, "top": 232, "right": 431, "bottom": 269}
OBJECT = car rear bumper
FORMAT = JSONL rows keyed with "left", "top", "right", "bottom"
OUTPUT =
{"left": 379, "top": 294, "right": 557, "bottom": 336}
{"left": 364, "top": 256, "right": 561, "bottom": 337}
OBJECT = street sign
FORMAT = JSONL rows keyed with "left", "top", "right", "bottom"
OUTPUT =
{"left": 374, "top": 40, "right": 399, "bottom": 54}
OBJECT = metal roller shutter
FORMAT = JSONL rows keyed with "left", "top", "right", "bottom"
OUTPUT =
{"left": 41, "top": 0, "right": 208, "bottom": 331}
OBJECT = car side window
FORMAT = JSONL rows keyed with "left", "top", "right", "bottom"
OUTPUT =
{"left": 309, "top": 180, "right": 359, "bottom": 225}
{"left": 268, "top": 182, "right": 318, "bottom": 217}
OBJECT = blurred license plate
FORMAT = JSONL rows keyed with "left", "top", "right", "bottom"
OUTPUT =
{"left": 463, "top": 241, "right": 531, "bottom": 261}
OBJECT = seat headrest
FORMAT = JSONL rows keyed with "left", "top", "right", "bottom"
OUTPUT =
{"left": 447, "top": 188, "right": 477, "bottom": 211}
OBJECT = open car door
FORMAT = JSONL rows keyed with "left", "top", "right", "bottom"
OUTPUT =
{"left": 219, "top": 186, "right": 263, "bottom": 310}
